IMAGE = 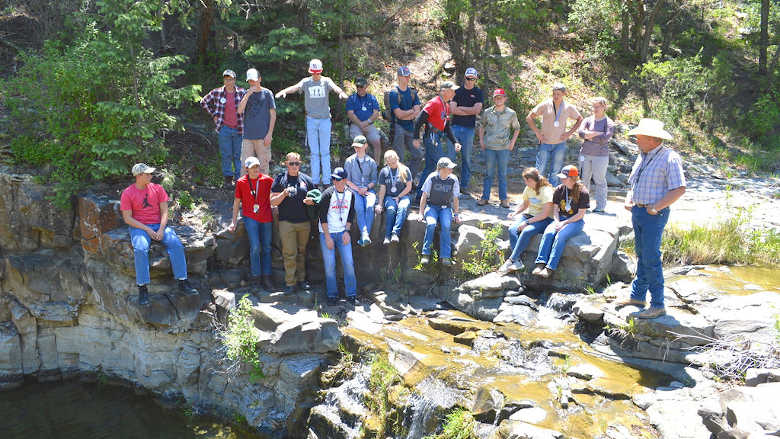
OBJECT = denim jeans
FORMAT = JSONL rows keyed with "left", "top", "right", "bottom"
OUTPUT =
{"left": 218, "top": 126, "right": 243, "bottom": 179}
{"left": 319, "top": 231, "right": 357, "bottom": 298}
{"left": 449, "top": 125, "right": 475, "bottom": 189}
{"left": 416, "top": 131, "right": 445, "bottom": 198}
{"left": 535, "top": 217, "right": 584, "bottom": 270}
{"left": 481, "top": 149, "right": 510, "bottom": 201}
{"left": 383, "top": 195, "right": 410, "bottom": 238}
{"left": 579, "top": 154, "right": 609, "bottom": 210}
{"left": 244, "top": 217, "right": 272, "bottom": 277}
{"left": 129, "top": 224, "right": 187, "bottom": 286}
{"left": 536, "top": 142, "right": 567, "bottom": 186}
{"left": 422, "top": 205, "right": 452, "bottom": 258}
{"left": 306, "top": 116, "right": 332, "bottom": 184}
{"left": 630, "top": 206, "right": 670, "bottom": 309}
{"left": 508, "top": 216, "right": 553, "bottom": 262}
{"left": 352, "top": 190, "right": 376, "bottom": 236}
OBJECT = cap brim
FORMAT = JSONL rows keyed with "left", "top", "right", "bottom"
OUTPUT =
{"left": 309, "top": 69, "right": 323, "bottom": 74}
{"left": 331, "top": 175, "right": 344, "bottom": 180}
{"left": 556, "top": 173, "right": 568, "bottom": 179}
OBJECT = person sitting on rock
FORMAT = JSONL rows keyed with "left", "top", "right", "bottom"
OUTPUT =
{"left": 270, "top": 152, "right": 316, "bottom": 294}
{"left": 374, "top": 149, "right": 413, "bottom": 245}
{"left": 532, "top": 165, "right": 588, "bottom": 278}
{"left": 318, "top": 167, "right": 358, "bottom": 306}
{"left": 499, "top": 167, "right": 554, "bottom": 274}
{"left": 229, "top": 157, "right": 275, "bottom": 291}
{"left": 120, "top": 163, "right": 199, "bottom": 306}
{"left": 418, "top": 157, "right": 461, "bottom": 266}
{"left": 344, "top": 135, "right": 378, "bottom": 247}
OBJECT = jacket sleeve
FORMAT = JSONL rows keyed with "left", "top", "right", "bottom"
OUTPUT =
{"left": 318, "top": 189, "right": 333, "bottom": 224}
{"left": 413, "top": 111, "right": 429, "bottom": 138}
{"left": 347, "top": 194, "right": 356, "bottom": 224}
{"left": 200, "top": 90, "right": 215, "bottom": 115}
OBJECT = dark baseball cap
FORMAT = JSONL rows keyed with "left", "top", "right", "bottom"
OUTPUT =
{"left": 331, "top": 167, "right": 348, "bottom": 181}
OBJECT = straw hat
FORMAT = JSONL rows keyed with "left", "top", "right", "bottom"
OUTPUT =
{"left": 627, "top": 118, "right": 673, "bottom": 140}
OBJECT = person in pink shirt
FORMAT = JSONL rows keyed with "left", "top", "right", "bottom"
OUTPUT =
{"left": 120, "top": 163, "right": 198, "bottom": 306}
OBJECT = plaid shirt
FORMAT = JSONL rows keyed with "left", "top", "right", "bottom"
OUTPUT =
{"left": 200, "top": 86, "right": 247, "bottom": 134}
{"left": 628, "top": 145, "right": 686, "bottom": 205}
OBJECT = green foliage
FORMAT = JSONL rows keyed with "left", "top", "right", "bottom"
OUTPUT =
{"left": 177, "top": 190, "right": 196, "bottom": 211}
{"left": 461, "top": 225, "right": 504, "bottom": 277}
{"left": 567, "top": 0, "right": 622, "bottom": 58}
{"left": 423, "top": 408, "right": 477, "bottom": 439}
{"left": 366, "top": 353, "right": 400, "bottom": 439}
{"left": 244, "top": 27, "right": 318, "bottom": 85}
{"left": 639, "top": 50, "right": 710, "bottom": 125}
{"left": 224, "top": 296, "right": 265, "bottom": 382}
{"left": 744, "top": 91, "right": 780, "bottom": 146}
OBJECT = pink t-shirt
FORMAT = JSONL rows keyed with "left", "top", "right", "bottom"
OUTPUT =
{"left": 120, "top": 183, "right": 170, "bottom": 225}
{"left": 223, "top": 90, "right": 239, "bottom": 129}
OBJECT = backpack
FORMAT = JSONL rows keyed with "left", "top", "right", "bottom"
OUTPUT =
{"left": 382, "top": 86, "right": 418, "bottom": 123}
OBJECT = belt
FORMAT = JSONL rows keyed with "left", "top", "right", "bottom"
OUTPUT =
{"left": 635, "top": 203, "right": 651, "bottom": 208}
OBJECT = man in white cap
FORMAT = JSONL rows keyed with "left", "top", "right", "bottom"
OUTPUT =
{"left": 276, "top": 59, "right": 349, "bottom": 188}
{"left": 200, "top": 69, "right": 246, "bottom": 187}
{"left": 619, "top": 118, "right": 686, "bottom": 319}
{"left": 449, "top": 67, "right": 483, "bottom": 194}
{"left": 238, "top": 68, "right": 276, "bottom": 176}
{"left": 418, "top": 157, "right": 461, "bottom": 266}
{"left": 120, "top": 163, "right": 198, "bottom": 306}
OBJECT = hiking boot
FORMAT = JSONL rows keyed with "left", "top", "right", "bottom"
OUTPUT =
{"left": 634, "top": 307, "right": 666, "bottom": 319}
{"left": 500, "top": 200, "right": 510, "bottom": 209}
{"left": 178, "top": 279, "right": 199, "bottom": 296}
{"left": 420, "top": 256, "right": 430, "bottom": 265}
{"left": 477, "top": 199, "right": 488, "bottom": 206}
{"left": 390, "top": 234, "right": 400, "bottom": 243}
{"left": 138, "top": 285, "right": 150, "bottom": 306}
{"left": 531, "top": 264, "right": 546, "bottom": 275}
{"left": 616, "top": 299, "right": 646, "bottom": 308}
{"left": 223, "top": 176, "right": 233, "bottom": 188}
{"left": 441, "top": 258, "right": 452, "bottom": 266}
{"left": 262, "top": 275, "right": 275, "bottom": 292}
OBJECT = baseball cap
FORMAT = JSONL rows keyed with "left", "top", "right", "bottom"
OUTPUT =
{"left": 352, "top": 135, "right": 368, "bottom": 147}
{"left": 355, "top": 77, "right": 367, "bottom": 87}
{"left": 440, "top": 81, "right": 459, "bottom": 91}
{"left": 493, "top": 88, "right": 506, "bottom": 97}
{"left": 465, "top": 67, "right": 478, "bottom": 78}
{"left": 246, "top": 68, "right": 259, "bottom": 82}
{"left": 245, "top": 156, "right": 261, "bottom": 169}
{"left": 132, "top": 163, "right": 156, "bottom": 176}
{"left": 222, "top": 69, "right": 236, "bottom": 78}
{"left": 557, "top": 165, "right": 579, "bottom": 180}
{"left": 331, "top": 167, "right": 348, "bottom": 181}
{"left": 397, "top": 66, "right": 411, "bottom": 77}
{"left": 309, "top": 59, "right": 323, "bottom": 73}
{"left": 437, "top": 157, "right": 457, "bottom": 169}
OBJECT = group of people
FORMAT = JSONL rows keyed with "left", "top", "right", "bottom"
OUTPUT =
{"left": 123, "top": 59, "right": 685, "bottom": 318}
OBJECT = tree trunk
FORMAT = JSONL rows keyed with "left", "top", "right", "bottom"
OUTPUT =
{"left": 639, "top": 0, "right": 664, "bottom": 63}
{"left": 197, "top": 0, "right": 216, "bottom": 66}
{"left": 758, "top": 0, "right": 769, "bottom": 75}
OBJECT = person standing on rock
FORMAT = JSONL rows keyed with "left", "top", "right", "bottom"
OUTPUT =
{"left": 120, "top": 163, "right": 199, "bottom": 306}
{"left": 200, "top": 69, "right": 246, "bottom": 187}
{"left": 346, "top": 77, "right": 382, "bottom": 160}
{"left": 389, "top": 66, "right": 423, "bottom": 183}
{"left": 238, "top": 68, "right": 276, "bottom": 176}
{"left": 275, "top": 59, "right": 349, "bottom": 187}
{"left": 448, "top": 67, "right": 483, "bottom": 194}
{"left": 499, "top": 168, "right": 554, "bottom": 274}
{"left": 318, "top": 167, "right": 358, "bottom": 306}
{"left": 619, "top": 119, "right": 686, "bottom": 319}
{"left": 413, "top": 81, "right": 462, "bottom": 202}
{"left": 532, "top": 165, "right": 588, "bottom": 279}
{"left": 229, "top": 157, "right": 275, "bottom": 291}
{"left": 477, "top": 88, "right": 521, "bottom": 208}
{"left": 419, "top": 157, "right": 461, "bottom": 266}
{"left": 374, "top": 149, "right": 413, "bottom": 245}
{"left": 271, "top": 152, "right": 316, "bottom": 294}
{"left": 526, "top": 83, "right": 583, "bottom": 186}
{"left": 577, "top": 97, "right": 614, "bottom": 212}
{"left": 344, "top": 135, "right": 378, "bottom": 247}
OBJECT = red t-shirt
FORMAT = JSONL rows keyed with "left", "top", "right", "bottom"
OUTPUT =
{"left": 423, "top": 96, "right": 450, "bottom": 131}
{"left": 223, "top": 90, "right": 239, "bottom": 129}
{"left": 120, "top": 183, "right": 170, "bottom": 225}
{"left": 235, "top": 174, "right": 273, "bottom": 222}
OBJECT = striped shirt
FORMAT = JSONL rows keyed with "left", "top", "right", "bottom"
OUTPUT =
{"left": 200, "top": 86, "right": 247, "bottom": 134}
{"left": 628, "top": 145, "right": 686, "bottom": 205}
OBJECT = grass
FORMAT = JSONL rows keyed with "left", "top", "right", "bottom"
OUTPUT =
{"left": 423, "top": 408, "right": 477, "bottom": 439}
{"left": 365, "top": 354, "right": 401, "bottom": 439}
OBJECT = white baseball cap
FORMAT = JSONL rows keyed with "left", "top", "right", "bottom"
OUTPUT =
{"left": 222, "top": 69, "right": 236, "bottom": 78}
{"left": 132, "top": 163, "right": 156, "bottom": 176}
{"left": 308, "top": 59, "right": 323, "bottom": 73}
{"left": 245, "top": 156, "right": 261, "bottom": 169}
{"left": 246, "top": 68, "right": 259, "bottom": 82}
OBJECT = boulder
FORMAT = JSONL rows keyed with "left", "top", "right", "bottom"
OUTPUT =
{"left": 454, "top": 225, "right": 486, "bottom": 258}
{"left": 78, "top": 194, "right": 122, "bottom": 255}
{"left": 491, "top": 419, "right": 564, "bottom": 439}
{"left": 0, "top": 322, "right": 23, "bottom": 389}
{"left": 716, "top": 383, "right": 780, "bottom": 436}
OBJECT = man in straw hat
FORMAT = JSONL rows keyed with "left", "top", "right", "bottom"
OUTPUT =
{"left": 619, "top": 118, "right": 686, "bottom": 319}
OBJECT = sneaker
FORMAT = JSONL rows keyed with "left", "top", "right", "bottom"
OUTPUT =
{"left": 531, "top": 264, "right": 545, "bottom": 275}
{"left": 500, "top": 200, "right": 510, "bottom": 209}
{"left": 634, "top": 307, "right": 666, "bottom": 319}
{"left": 178, "top": 279, "right": 199, "bottom": 296}
{"left": 441, "top": 258, "right": 452, "bottom": 266}
{"left": 357, "top": 237, "right": 364, "bottom": 247}
{"left": 138, "top": 285, "right": 150, "bottom": 306}
{"left": 262, "top": 275, "right": 275, "bottom": 292}
{"left": 498, "top": 259, "right": 523, "bottom": 274}
{"left": 361, "top": 235, "right": 372, "bottom": 247}
{"left": 536, "top": 267, "right": 553, "bottom": 278}
{"left": 477, "top": 199, "right": 488, "bottom": 206}
{"left": 616, "top": 299, "right": 646, "bottom": 308}
{"left": 498, "top": 259, "right": 513, "bottom": 274}
{"left": 390, "top": 234, "right": 400, "bottom": 243}
{"left": 326, "top": 297, "right": 339, "bottom": 307}
{"left": 420, "top": 256, "right": 430, "bottom": 265}
{"left": 383, "top": 237, "right": 391, "bottom": 245}
{"left": 593, "top": 208, "right": 605, "bottom": 213}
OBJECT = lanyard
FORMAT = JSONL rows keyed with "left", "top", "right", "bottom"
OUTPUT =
{"left": 249, "top": 177, "right": 261, "bottom": 203}
{"left": 335, "top": 190, "right": 347, "bottom": 223}
{"left": 553, "top": 101, "right": 564, "bottom": 123}
{"left": 634, "top": 147, "right": 663, "bottom": 184}
{"left": 355, "top": 157, "right": 366, "bottom": 186}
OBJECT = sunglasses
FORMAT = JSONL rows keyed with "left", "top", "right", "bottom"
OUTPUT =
{"left": 465, "top": 77, "right": 477, "bottom": 81}
{"left": 287, "top": 162, "right": 301, "bottom": 166}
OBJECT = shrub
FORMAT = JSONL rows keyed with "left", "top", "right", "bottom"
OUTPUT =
{"left": 423, "top": 408, "right": 477, "bottom": 439}
{"left": 461, "top": 225, "right": 504, "bottom": 277}
{"left": 216, "top": 296, "right": 265, "bottom": 382}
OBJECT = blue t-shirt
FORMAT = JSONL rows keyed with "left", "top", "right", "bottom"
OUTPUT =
{"left": 389, "top": 86, "right": 421, "bottom": 132}
{"left": 346, "top": 93, "right": 379, "bottom": 122}
{"left": 243, "top": 88, "right": 276, "bottom": 140}
{"left": 451, "top": 86, "right": 483, "bottom": 128}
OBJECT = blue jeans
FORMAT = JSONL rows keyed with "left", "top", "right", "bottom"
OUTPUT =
{"left": 130, "top": 224, "right": 188, "bottom": 286}
{"left": 319, "top": 231, "right": 357, "bottom": 298}
{"left": 306, "top": 116, "right": 332, "bottom": 184}
{"left": 449, "top": 125, "right": 475, "bottom": 189}
{"left": 352, "top": 189, "right": 376, "bottom": 236}
{"left": 244, "top": 217, "right": 272, "bottom": 277}
{"left": 535, "top": 218, "right": 584, "bottom": 270}
{"left": 508, "top": 216, "right": 553, "bottom": 262}
{"left": 416, "top": 131, "right": 445, "bottom": 198}
{"left": 630, "top": 206, "right": 670, "bottom": 309}
{"left": 481, "top": 149, "right": 510, "bottom": 201}
{"left": 422, "top": 205, "right": 452, "bottom": 258}
{"left": 536, "top": 142, "right": 567, "bottom": 186}
{"left": 383, "top": 195, "right": 410, "bottom": 238}
{"left": 218, "top": 126, "right": 243, "bottom": 179}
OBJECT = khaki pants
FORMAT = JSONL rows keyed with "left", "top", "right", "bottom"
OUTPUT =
{"left": 278, "top": 220, "right": 310, "bottom": 286}
{"left": 241, "top": 138, "right": 271, "bottom": 176}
